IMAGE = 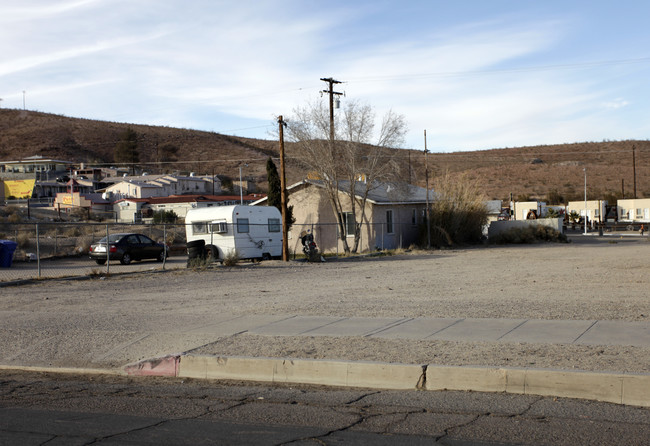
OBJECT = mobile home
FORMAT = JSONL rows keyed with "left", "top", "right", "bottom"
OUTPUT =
{"left": 185, "top": 205, "right": 282, "bottom": 260}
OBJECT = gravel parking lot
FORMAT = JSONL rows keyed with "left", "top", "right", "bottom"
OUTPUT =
{"left": 1, "top": 235, "right": 649, "bottom": 373}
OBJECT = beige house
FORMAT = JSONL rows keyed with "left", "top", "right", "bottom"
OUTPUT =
{"left": 101, "top": 174, "right": 220, "bottom": 200}
{"left": 512, "top": 201, "right": 545, "bottom": 220}
{"left": 256, "top": 180, "right": 431, "bottom": 254}
{"left": 617, "top": 198, "right": 650, "bottom": 223}
{"left": 566, "top": 200, "right": 607, "bottom": 225}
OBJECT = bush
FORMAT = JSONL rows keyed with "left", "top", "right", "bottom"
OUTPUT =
{"left": 490, "top": 225, "right": 568, "bottom": 244}
{"left": 187, "top": 256, "right": 211, "bottom": 270}
{"left": 222, "top": 249, "right": 239, "bottom": 266}
{"left": 16, "top": 232, "right": 31, "bottom": 249}
{"left": 75, "top": 235, "right": 93, "bottom": 255}
{"left": 421, "top": 172, "right": 488, "bottom": 247}
{"left": 152, "top": 210, "right": 178, "bottom": 224}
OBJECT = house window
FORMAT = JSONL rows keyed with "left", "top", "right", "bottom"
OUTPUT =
{"left": 268, "top": 218, "right": 281, "bottom": 232}
{"left": 636, "top": 208, "right": 643, "bottom": 218}
{"left": 237, "top": 218, "right": 249, "bottom": 233}
{"left": 386, "top": 210, "right": 394, "bottom": 234}
{"left": 192, "top": 221, "right": 207, "bottom": 235}
{"left": 340, "top": 212, "right": 355, "bottom": 237}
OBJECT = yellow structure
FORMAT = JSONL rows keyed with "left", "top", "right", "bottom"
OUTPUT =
{"left": 3, "top": 179, "right": 36, "bottom": 199}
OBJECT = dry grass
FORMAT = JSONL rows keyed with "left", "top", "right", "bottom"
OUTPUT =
{"left": 222, "top": 249, "right": 240, "bottom": 266}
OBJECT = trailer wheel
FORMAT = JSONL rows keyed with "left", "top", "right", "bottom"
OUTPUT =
{"left": 205, "top": 245, "right": 219, "bottom": 261}
{"left": 262, "top": 253, "right": 271, "bottom": 261}
{"left": 186, "top": 239, "right": 206, "bottom": 260}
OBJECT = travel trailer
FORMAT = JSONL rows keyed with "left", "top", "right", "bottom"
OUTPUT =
{"left": 185, "top": 205, "right": 282, "bottom": 260}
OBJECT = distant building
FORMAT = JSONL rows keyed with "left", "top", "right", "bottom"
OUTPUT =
{"left": 100, "top": 174, "right": 221, "bottom": 200}
{"left": 566, "top": 200, "right": 607, "bottom": 225}
{"left": 113, "top": 194, "right": 265, "bottom": 223}
{"left": 0, "top": 156, "right": 73, "bottom": 177}
{"left": 617, "top": 199, "right": 650, "bottom": 223}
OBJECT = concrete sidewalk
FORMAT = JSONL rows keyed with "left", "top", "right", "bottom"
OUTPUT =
{"left": 120, "top": 315, "right": 650, "bottom": 408}
{"left": 180, "top": 314, "right": 650, "bottom": 347}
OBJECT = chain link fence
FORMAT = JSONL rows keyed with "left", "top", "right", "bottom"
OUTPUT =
{"left": 0, "top": 220, "right": 423, "bottom": 283}
{"left": 0, "top": 222, "right": 188, "bottom": 283}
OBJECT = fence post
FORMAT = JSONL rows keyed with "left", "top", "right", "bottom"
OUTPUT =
{"left": 162, "top": 224, "right": 166, "bottom": 270}
{"left": 105, "top": 224, "right": 110, "bottom": 276}
{"left": 36, "top": 223, "right": 41, "bottom": 279}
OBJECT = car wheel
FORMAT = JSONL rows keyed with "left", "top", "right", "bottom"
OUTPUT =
{"left": 157, "top": 250, "right": 166, "bottom": 262}
{"left": 95, "top": 259, "right": 106, "bottom": 265}
{"left": 120, "top": 253, "right": 132, "bottom": 265}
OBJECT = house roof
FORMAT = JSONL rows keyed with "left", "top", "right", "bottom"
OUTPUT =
{"left": 254, "top": 179, "right": 432, "bottom": 205}
{"left": 115, "top": 194, "right": 266, "bottom": 205}
{"left": 2, "top": 156, "right": 73, "bottom": 165}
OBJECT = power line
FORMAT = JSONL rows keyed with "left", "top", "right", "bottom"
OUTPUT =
{"left": 344, "top": 56, "right": 650, "bottom": 83}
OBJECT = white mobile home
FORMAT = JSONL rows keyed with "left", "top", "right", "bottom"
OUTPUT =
{"left": 185, "top": 205, "right": 282, "bottom": 260}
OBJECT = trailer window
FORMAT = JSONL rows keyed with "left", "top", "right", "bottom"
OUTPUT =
{"left": 210, "top": 221, "right": 228, "bottom": 234}
{"left": 237, "top": 218, "right": 249, "bottom": 233}
{"left": 268, "top": 218, "right": 281, "bottom": 232}
{"left": 192, "top": 221, "right": 207, "bottom": 235}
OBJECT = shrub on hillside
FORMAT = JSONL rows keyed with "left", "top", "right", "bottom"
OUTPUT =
{"left": 489, "top": 225, "right": 568, "bottom": 245}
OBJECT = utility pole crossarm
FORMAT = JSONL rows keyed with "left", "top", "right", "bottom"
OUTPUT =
{"left": 320, "top": 77, "right": 343, "bottom": 143}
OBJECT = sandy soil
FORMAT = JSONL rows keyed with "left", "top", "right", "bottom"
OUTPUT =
{"left": 2, "top": 235, "right": 649, "bottom": 373}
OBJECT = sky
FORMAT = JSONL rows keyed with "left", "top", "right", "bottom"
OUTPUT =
{"left": 2, "top": 0, "right": 650, "bottom": 152}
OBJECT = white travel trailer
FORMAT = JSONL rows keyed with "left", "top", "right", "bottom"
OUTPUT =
{"left": 185, "top": 205, "right": 283, "bottom": 260}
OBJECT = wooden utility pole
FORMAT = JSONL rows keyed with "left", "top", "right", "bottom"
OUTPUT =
{"left": 320, "top": 77, "right": 343, "bottom": 142}
{"left": 424, "top": 130, "right": 431, "bottom": 249}
{"left": 632, "top": 144, "right": 637, "bottom": 199}
{"left": 278, "top": 115, "right": 289, "bottom": 261}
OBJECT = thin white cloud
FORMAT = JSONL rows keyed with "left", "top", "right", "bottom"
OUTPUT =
{"left": 0, "top": 0, "right": 101, "bottom": 22}
{"left": 2, "top": 1, "right": 648, "bottom": 151}
{"left": 602, "top": 98, "right": 629, "bottom": 109}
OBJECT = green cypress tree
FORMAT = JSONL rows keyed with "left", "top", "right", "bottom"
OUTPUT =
{"left": 266, "top": 157, "right": 294, "bottom": 229}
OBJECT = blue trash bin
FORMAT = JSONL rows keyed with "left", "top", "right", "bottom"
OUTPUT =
{"left": 0, "top": 240, "right": 18, "bottom": 268}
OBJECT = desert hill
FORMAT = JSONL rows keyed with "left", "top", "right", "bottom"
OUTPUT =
{"left": 1, "top": 108, "right": 648, "bottom": 202}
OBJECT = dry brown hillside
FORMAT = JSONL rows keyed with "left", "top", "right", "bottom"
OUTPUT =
{"left": 1, "top": 109, "right": 648, "bottom": 202}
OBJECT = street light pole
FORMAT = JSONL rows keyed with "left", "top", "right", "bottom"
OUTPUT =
{"left": 239, "top": 165, "right": 244, "bottom": 205}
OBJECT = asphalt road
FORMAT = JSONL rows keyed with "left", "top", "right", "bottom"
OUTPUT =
{"left": 0, "top": 255, "right": 187, "bottom": 282}
{"left": 1, "top": 370, "right": 649, "bottom": 445}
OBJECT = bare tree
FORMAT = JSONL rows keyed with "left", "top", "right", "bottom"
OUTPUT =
{"left": 287, "top": 99, "right": 407, "bottom": 253}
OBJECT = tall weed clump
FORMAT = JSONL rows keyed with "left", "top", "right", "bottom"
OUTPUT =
{"left": 422, "top": 172, "right": 488, "bottom": 247}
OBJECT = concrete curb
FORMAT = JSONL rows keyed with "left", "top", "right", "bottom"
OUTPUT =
{"left": 123, "top": 354, "right": 650, "bottom": 408}
{"left": 0, "top": 364, "right": 122, "bottom": 376}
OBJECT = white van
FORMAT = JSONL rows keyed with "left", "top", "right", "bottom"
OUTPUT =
{"left": 185, "top": 205, "right": 282, "bottom": 260}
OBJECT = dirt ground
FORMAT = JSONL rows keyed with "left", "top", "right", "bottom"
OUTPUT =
{"left": 2, "top": 235, "right": 649, "bottom": 373}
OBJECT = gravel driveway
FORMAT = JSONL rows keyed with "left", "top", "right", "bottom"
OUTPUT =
{"left": 1, "top": 235, "right": 649, "bottom": 373}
